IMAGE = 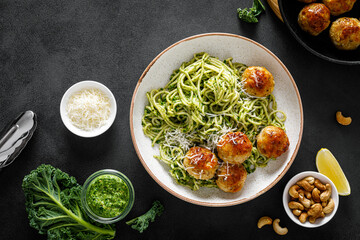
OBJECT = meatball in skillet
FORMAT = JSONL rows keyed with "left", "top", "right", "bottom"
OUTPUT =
{"left": 298, "top": 3, "right": 331, "bottom": 36}
{"left": 323, "top": 0, "right": 357, "bottom": 16}
{"left": 329, "top": 17, "right": 360, "bottom": 50}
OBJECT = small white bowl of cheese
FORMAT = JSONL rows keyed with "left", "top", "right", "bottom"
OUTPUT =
{"left": 60, "top": 80, "right": 117, "bottom": 137}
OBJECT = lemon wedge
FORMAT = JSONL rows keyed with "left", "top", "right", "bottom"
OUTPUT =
{"left": 316, "top": 148, "right": 351, "bottom": 196}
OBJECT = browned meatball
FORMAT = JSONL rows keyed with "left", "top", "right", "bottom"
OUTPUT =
{"left": 298, "top": 3, "right": 331, "bottom": 36}
{"left": 183, "top": 146, "right": 219, "bottom": 180}
{"left": 241, "top": 66, "right": 274, "bottom": 98}
{"left": 257, "top": 126, "right": 290, "bottom": 159}
{"left": 322, "top": 0, "right": 357, "bottom": 16}
{"left": 216, "top": 163, "right": 247, "bottom": 193}
{"left": 217, "top": 132, "right": 253, "bottom": 164}
{"left": 329, "top": 17, "right": 360, "bottom": 50}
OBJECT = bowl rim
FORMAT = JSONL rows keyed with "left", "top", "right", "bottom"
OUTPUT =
{"left": 282, "top": 171, "right": 339, "bottom": 228}
{"left": 278, "top": 0, "right": 360, "bottom": 65}
{"left": 60, "top": 80, "right": 117, "bottom": 138}
{"left": 129, "top": 32, "right": 304, "bottom": 207}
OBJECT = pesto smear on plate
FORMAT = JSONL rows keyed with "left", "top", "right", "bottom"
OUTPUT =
{"left": 86, "top": 174, "right": 129, "bottom": 218}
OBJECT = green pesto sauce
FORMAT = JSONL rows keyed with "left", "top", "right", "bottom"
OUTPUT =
{"left": 86, "top": 174, "right": 129, "bottom": 218}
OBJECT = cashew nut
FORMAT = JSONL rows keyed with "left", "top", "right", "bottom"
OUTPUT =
{"left": 257, "top": 216, "right": 273, "bottom": 228}
{"left": 289, "top": 201, "right": 304, "bottom": 210}
{"left": 303, "top": 176, "right": 315, "bottom": 185}
{"left": 314, "top": 179, "right": 326, "bottom": 191}
{"left": 322, "top": 200, "right": 328, "bottom": 207}
{"left": 309, "top": 211, "right": 325, "bottom": 223}
{"left": 299, "top": 212, "right": 308, "bottom": 223}
{"left": 298, "top": 189, "right": 312, "bottom": 199}
{"left": 289, "top": 185, "right": 300, "bottom": 198}
{"left": 320, "top": 184, "right": 332, "bottom": 202}
{"left": 273, "top": 219, "right": 288, "bottom": 236}
{"left": 323, "top": 198, "right": 335, "bottom": 214}
{"left": 299, "top": 193, "right": 311, "bottom": 209}
{"left": 308, "top": 216, "right": 316, "bottom": 224}
{"left": 297, "top": 179, "right": 314, "bottom": 192}
{"left": 292, "top": 209, "right": 302, "bottom": 216}
{"left": 336, "top": 111, "right": 352, "bottom": 126}
{"left": 308, "top": 203, "right": 323, "bottom": 218}
{"left": 312, "top": 188, "right": 321, "bottom": 203}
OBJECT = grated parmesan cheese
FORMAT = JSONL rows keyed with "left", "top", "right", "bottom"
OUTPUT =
{"left": 163, "top": 124, "right": 237, "bottom": 155}
{"left": 66, "top": 88, "right": 111, "bottom": 131}
{"left": 164, "top": 129, "right": 194, "bottom": 152}
{"left": 204, "top": 125, "right": 237, "bottom": 151}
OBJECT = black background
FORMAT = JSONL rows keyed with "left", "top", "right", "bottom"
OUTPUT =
{"left": 1, "top": 0, "right": 360, "bottom": 239}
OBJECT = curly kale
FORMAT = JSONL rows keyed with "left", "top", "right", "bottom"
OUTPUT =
{"left": 22, "top": 164, "right": 115, "bottom": 240}
{"left": 237, "top": 0, "right": 266, "bottom": 23}
{"left": 126, "top": 200, "right": 164, "bottom": 233}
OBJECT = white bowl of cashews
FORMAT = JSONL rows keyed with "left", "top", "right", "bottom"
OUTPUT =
{"left": 283, "top": 171, "right": 339, "bottom": 228}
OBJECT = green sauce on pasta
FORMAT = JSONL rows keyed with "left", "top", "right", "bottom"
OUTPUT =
{"left": 142, "top": 52, "right": 286, "bottom": 191}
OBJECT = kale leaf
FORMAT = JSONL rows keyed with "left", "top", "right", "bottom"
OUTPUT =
{"left": 237, "top": 0, "right": 266, "bottom": 23}
{"left": 22, "top": 164, "right": 116, "bottom": 240}
{"left": 126, "top": 200, "right": 164, "bottom": 233}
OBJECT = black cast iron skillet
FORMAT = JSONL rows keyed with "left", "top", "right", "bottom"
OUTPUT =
{"left": 278, "top": 0, "right": 360, "bottom": 65}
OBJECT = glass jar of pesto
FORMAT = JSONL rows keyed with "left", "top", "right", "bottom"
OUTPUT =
{"left": 81, "top": 169, "right": 135, "bottom": 224}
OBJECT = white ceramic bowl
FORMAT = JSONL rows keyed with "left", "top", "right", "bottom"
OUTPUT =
{"left": 283, "top": 171, "right": 339, "bottom": 228}
{"left": 60, "top": 80, "right": 117, "bottom": 138}
{"left": 130, "top": 33, "right": 303, "bottom": 206}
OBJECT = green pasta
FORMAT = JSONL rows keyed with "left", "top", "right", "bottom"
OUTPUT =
{"left": 142, "top": 52, "right": 286, "bottom": 191}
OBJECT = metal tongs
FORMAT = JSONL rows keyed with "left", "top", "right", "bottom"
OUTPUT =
{"left": 0, "top": 111, "right": 37, "bottom": 168}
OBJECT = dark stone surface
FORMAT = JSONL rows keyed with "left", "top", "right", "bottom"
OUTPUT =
{"left": 0, "top": 0, "right": 359, "bottom": 239}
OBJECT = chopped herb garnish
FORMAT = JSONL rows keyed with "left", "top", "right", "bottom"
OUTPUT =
{"left": 237, "top": 0, "right": 266, "bottom": 23}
